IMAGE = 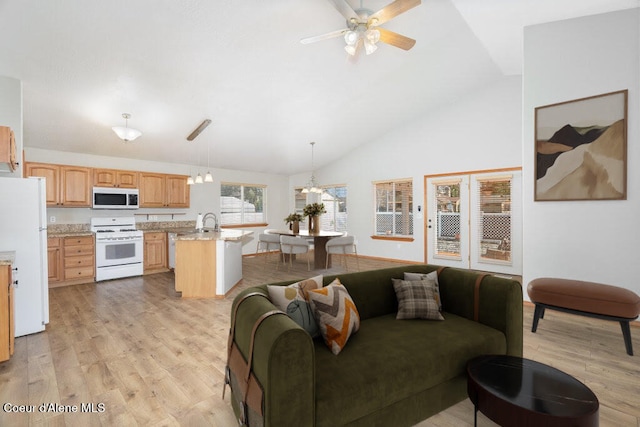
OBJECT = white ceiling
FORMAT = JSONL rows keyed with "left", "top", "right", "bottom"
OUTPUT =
{"left": 0, "top": 0, "right": 636, "bottom": 175}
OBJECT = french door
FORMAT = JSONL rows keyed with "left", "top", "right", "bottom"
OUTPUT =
{"left": 425, "top": 170, "right": 522, "bottom": 275}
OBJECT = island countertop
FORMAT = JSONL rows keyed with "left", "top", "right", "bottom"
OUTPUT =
{"left": 174, "top": 229, "right": 253, "bottom": 241}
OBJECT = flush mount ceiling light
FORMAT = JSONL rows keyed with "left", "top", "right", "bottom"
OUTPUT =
{"left": 301, "top": 142, "right": 323, "bottom": 194}
{"left": 112, "top": 113, "right": 142, "bottom": 142}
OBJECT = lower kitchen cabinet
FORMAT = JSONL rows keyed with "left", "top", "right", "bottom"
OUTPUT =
{"left": 48, "top": 235, "right": 95, "bottom": 287}
{"left": 144, "top": 232, "right": 168, "bottom": 273}
{"left": 0, "top": 265, "right": 14, "bottom": 362}
{"left": 47, "top": 237, "right": 63, "bottom": 284}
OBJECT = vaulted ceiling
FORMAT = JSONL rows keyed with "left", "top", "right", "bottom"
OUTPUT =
{"left": 0, "top": 0, "right": 636, "bottom": 174}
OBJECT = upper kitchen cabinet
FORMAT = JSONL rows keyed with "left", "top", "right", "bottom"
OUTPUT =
{"left": 0, "top": 126, "right": 17, "bottom": 172}
{"left": 93, "top": 168, "right": 138, "bottom": 188}
{"left": 140, "top": 173, "right": 190, "bottom": 208}
{"left": 24, "top": 162, "right": 92, "bottom": 207}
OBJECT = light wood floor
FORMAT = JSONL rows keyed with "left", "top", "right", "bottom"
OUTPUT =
{"left": 1, "top": 253, "right": 638, "bottom": 426}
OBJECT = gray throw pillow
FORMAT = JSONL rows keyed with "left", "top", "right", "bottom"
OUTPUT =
{"left": 404, "top": 271, "right": 442, "bottom": 311}
{"left": 392, "top": 278, "right": 444, "bottom": 321}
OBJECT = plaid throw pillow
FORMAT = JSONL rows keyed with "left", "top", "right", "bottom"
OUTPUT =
{"left": 392, "top": 278, "right": 444, "bottom": 321}
{"left": 404, "top": 271, "right": 443, "bottom": 311}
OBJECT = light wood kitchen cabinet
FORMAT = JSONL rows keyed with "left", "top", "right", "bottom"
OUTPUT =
{"left": 0, "top": 265, "right": 14, "bottom": 362}
{"left": 0, "top": 126, "right": 17, "bottom": 172}
{"left": 140, "top": 173, "right": 190, "bottom": 208}
{"left": 25, "top": 162, "right": 60, "bottom": 205}
{"left": 166, "top": 174, "right": 190, "bottom": 207}
{"left": 47, "top": 237, "right": 63, "bottom": 284}
{"left": 93, "top": 168, "right": 138, "bottom": 188}
{"left": 62, "top": 235, "right": 95, "bottom": 284}
{"left": 143, "top": 232, "right": 167, "bottom": 273}
{"left": 24, "top": 162, "right": 92, "bottom": 207}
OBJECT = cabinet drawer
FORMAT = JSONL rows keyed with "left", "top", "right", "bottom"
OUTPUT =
{"left": 64, "top": 236, "right": 94, "bottom": 247}
{"left": 64, "top": 245, "right": 94, "bottom": 257}
{"left": 64, "top": 266, "right": 94, "bottom": 280}
{"left": 144, "top": 232, "right": 166, "bottom": 241}
{"left": 64, "top": 256, "right": 94, "bottom": 268}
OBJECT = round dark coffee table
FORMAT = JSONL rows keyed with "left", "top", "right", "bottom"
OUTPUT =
{"left": 467, "top": 355, "right": 599, "bottom": 427}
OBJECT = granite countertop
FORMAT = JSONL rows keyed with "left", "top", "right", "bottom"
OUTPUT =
{"left": 175, "top": 229, "right": 253, "bottom": 241}
{"left": 0, "top": 251, "right": 16, "bottom": 266}
{"left": 47, "top": 223, "right": 93, "bottom": 238}
{"left": 48, "top": 231, "right": 94, "bottom": 238}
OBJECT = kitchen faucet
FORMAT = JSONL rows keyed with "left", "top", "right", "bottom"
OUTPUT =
{"left": 202, "top": 212, "right": 220, "bottom": 232}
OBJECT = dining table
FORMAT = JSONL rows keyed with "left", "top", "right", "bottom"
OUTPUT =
{"left": 266, "top": 229, "right": 344, "bottom": 269}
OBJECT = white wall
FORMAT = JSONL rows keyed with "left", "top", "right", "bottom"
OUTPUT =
{"left": 523, "top": 8, "right": 640, "bottom": 298}
{"left": 293, "top": 76, "right": 523, "bottom": 262}
{"left": 24, "top": 147, "right": 290, "bottom": 254}
{"left": 0, "top": 76, "right": 22, "bottom": 177}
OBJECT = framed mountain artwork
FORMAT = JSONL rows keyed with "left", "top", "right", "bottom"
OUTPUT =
{"left": 534, "top": 90, "right": 627, "bottom": 201}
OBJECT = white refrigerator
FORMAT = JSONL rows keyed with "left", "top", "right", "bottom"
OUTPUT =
{"left": 0, "top": 177, "right": 49, "bottom": 336}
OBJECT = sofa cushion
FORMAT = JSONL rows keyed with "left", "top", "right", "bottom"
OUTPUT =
{"left": 392, "top": 278, "right": 444, "bottom": 321}
{"left": 308, "top": 278, "right": 360, "bottom": 355}
{"left": 313, "top": 312, "right": 507, "bottom": 427}
{"left": 404, "top": 270, "right": 442, "bottom": 311}
{"left": 267, "top": 275, "right": 322, "bottom": 337}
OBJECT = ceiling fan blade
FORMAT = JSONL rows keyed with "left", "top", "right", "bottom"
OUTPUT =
{"left": 301, "top": 28, "right": 348, "bottom": 44}
{"left": 369, "top": 0, "right": 421, "bottom": 26}
{"left": 377, "top": 27, "right": 416, "bottom": 50}
{"left": 327, "top": 0, "right": 359, "bottom": 21}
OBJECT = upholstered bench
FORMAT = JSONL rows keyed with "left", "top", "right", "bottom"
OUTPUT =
{"left": 527, "top": 278, "right": 640, "bottom": 356}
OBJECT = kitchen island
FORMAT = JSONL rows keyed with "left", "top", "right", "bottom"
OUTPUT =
{"left": 174, "top": 229, "right": 252, "bottom": 298}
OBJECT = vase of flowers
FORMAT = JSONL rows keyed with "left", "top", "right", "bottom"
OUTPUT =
{"left": 303, "top": 203, "right": 326, "bottom": 233}
{"left": 284, "top": 213, "right": 303, "bottom": 234}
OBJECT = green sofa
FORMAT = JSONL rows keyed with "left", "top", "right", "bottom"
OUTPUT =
{"left": 229, "top": 264, "right": 523, "bottom": 427}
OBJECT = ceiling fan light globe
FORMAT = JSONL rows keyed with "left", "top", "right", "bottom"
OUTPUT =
{"left": 344, "top": 30, "right": 358, "bottom": 45}
{"left": 364, "top": 40, "right": 378, "bottom": 55}
{"left": 345, "top": 44, "right": 358, "bottom": 55}
{"left": 366, "top": 28, "right": 380, "bottom": 44}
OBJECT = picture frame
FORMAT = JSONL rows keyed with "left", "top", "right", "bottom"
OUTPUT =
{"left": 534, "top": 90, "right": 627, "bottom": 201}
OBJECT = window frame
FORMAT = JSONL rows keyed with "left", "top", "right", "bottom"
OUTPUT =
{"left": 220, "top": 182, "right": 267, "bottom": 228}
{"left": 372, "top": 178, "right": 414, "bottom": 241}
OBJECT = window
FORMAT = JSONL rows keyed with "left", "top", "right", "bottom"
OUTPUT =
{"left": 220, "top": 183, "right": 266, "bottom": 226}
{"left": 321, "top": 185, "right": 347, "bottom": 232}
{"left": 293, "top": 185, "right": 348, "bottom": 232}
{"left": 374, "top": 179, "right": 413, "bottom": 237}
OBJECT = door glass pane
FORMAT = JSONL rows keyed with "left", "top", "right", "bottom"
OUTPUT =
{"left": 434, "top": 183, "right": 460, "bottom": 257}
{"left": 478, "top": 180, "right": 511, "bottom": 262}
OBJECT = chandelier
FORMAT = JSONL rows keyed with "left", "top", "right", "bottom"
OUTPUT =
{"left": 301, "top": 142, "right": 323, "bottom": 194}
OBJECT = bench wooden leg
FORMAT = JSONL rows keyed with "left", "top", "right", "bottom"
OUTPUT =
{"left": 531, "top": 304, "right": 544, "bottom": 333}
{"left": 619, "top": 321, "right": 634, "bottom": 356}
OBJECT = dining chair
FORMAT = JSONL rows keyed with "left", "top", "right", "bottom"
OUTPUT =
{"left": 279, "top": 235, "right": 311, "bottom": 271}
{"left": 325, "top": 235, "right": 359, "bottom": 271}
{"left": 255, "top": 233, "right": 281, "bottom": 266}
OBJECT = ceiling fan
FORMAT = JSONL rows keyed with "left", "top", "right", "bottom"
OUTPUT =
{"left": 301, "top": 0, "right": 421, "bottom": 56}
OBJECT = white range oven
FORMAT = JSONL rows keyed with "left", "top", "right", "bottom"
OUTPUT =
{"left": 91, "top": 217, "right": 144, "bottom": 281}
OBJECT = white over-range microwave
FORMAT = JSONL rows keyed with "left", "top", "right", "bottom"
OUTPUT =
{"left": 92, "top": 187, "right": 139, "bottom": 209}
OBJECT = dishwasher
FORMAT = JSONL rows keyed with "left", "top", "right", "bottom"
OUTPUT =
{"left": 168, "top": 232, "right": 177, "bottom": 269}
